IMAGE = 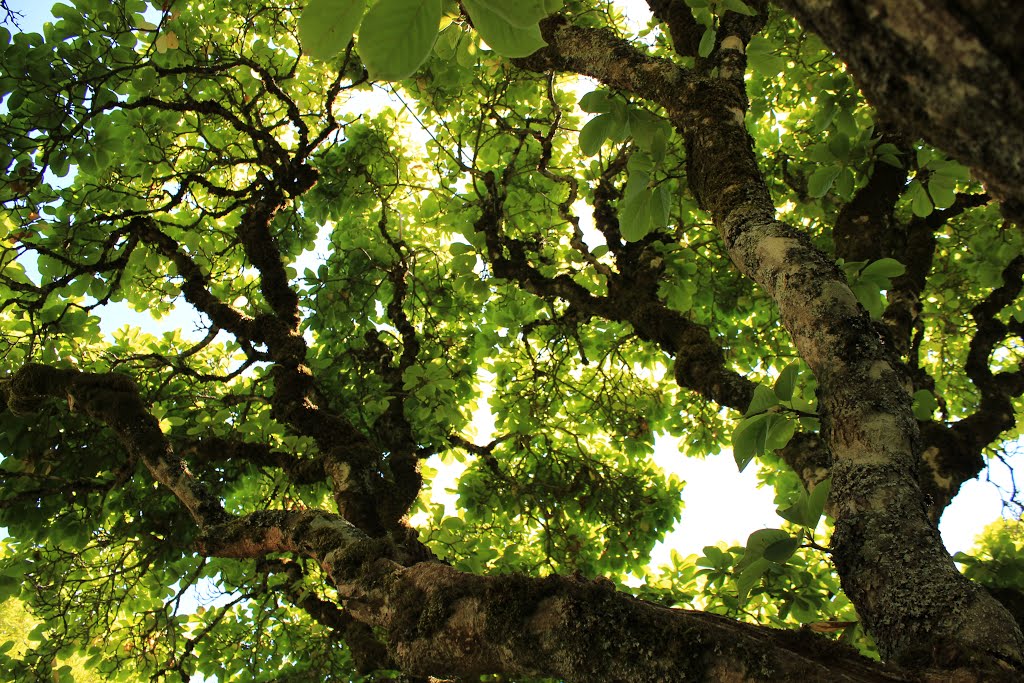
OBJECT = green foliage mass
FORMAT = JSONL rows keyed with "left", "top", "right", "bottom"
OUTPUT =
{"left": 0, "top": 0, "right": 1019, "bottom": 680}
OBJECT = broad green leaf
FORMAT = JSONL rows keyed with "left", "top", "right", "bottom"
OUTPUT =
{"left": 463, "top": 0, "right": 547, "bottom": 57}
{"left": 735, "top": 557, "right": 770, "bottom": 601}
{"left": 745, "top": 384, "right": 779, "bottom": 416}
{"left": 733, "top": 413, "right": 765, "bottom": 471}
{"left": 929, "top": 173, "right": 957, "bottom": 208}
{"left": 860, "top": 258, "right": 905, "bottom": 281}
{"left": 735, "top": 413, "right": 793, "bottom": 470}
{"left": 807, "top": 144, "right": 836, "bottom": 163}
{"left": 651, "top": 184, "right": 671, "bottom": 228}
{"left": 774, "top": 362, "right": 799, "bottom": 402}
{"left": 875, "top": 142, "right": 901, "bottom": 158}
{"left": 698, "top": 26, "right": 716, "bottom": 58}
{"left": 744, "top": 528, "right": 792, "bottom": 558}
{"left": 579, "top": 114, "right": 615, "bottom": 156}
{"left": 850, "top": 281, "right": 885, "bottom": 318}
{"left": 827, "top": 134, "right": 851, "bottom": 160}
{"left": 908, "top": 179, "right": 933, "bottom": 217}
{"left": 745, "top": 35, "right": 785, "bottom": 75}
{"left": 486, "top": 0, "right": 563, "bottom": 28}
{"left": 299, "top": 0, "right": 367, "bottom": 61}
{"left": 629, "top": 110, "right": 669, "bottom": 153}
{"left": 626, "top": 151, "right": 655, "bottom": 176}
{"left": 765, "top": 414, "right": 795, "bottom": 451}
{"left": 721, "top": 0, "right": 757, "bottom": 15}
{"left": 929, "top": 158, "right": 971, "bottom": 181}
{"left": 579, "top": 90, "right": 614, "bottom": 114}
{"left": 624, "top": 167, "right": 650, "bottom": 202}
{"left": 620, "top": 189, "right": 653, "bottom": 241}
{"left": 912, "top": 389, "right": 938, "bottom": 420}
{"left": 358, "top": 0, "right": 441, "bottom": 80}
{"left": 763, "top": 535, "right": 800, "bottom": 563}
{"left": 807, "top": 164, "right": 841, "bottom": 198}
{"left": 834, "top": 167, "right": 855, "bottom": 198}
{"left": 777, "top": 499, "right": 808, "bottom": 527}
{"left": 804, "top": 477, "right": 831, "bottom": 528}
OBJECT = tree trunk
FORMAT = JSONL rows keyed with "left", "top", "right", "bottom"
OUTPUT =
{"left": 774, "top": 0, "right": 1024, "bottom": 226}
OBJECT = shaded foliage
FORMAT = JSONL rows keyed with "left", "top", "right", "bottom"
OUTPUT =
{"left": 0, "top": 0, "right": 1022, "bottom": 681}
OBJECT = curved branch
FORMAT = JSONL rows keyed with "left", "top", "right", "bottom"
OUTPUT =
{"left": 514, "top": 16, "right": 1024, "bottom": 669}
{"left": 193, "top": 509, "right": 925, "bottom": 682}
{"left": 1, "top": 363, "right": 227, "bottom": 527}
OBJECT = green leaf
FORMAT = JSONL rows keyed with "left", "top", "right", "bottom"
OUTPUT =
{"left": 763, "top": 535, "right": 800, "bottom": 563}
{"left": 651, "top": 183, "right": 671, "bottom": 228}
{"left": 834, "top": 167, "right": 855, "bottom": 198}
{"left": 804, "top": 477, "right": 831, "bottom": 528}
{"left": 773, "top": 362, "right": 799, "bottom": 402}
{"left": 698, "top": 26, "right": 716, "bottom": 57}
{"left": 737, "top": 528, "right": 795, "bottom": 573}
{"left": 745, "top": 36, "right": 785, "bottom": 76}
{"left": 744, "top": 529, "right": 790, "bottom": 555}
{"left": 875, "top": 142, "right": 901, "bottom": 158}
{"left": 777, "top": 499, "right": 808, "bottom": 527}
{"left": 764, "top": 414, "right": 795, "bottom": 451}
{"left": 745, "top": 384, "right": 779, "bottom": 416}
{"left": 732, "top": 414, "right": 764, "bottom": 471}
{"left": 827, "top": 134, "right": 851, "bottom": 160}
{"left": 929, "top": 173, "right": 957, "bottom": 208}
{"left": 929, "top": 158, "right": 971, "bottom": 181}
{"left": 299, "top": 0, "right": 367, "bottom": 61}
{"left": 850, "top": 281, "right": 885, "bottom": 318}
{"left": 908, "top": 179, "right": 933, "bottom": 217}
{"left": 358, "top": 0, "right": 441, "bottom": 80}
{"left": 463, "top": 0, "right": 547, "bottom": 57}
{"left": 807, "top": 164, "right": 841, "bottom": 198}
{"left": 735, "top": 557, "right": 769, "bottom": 601}
{"left": 911, "top": 389, "right": 938, "bottom": 420}
{"left": 620, "top": 189, "right": 653, "bottom": 242}
{"left": 733, "top": 412, "right": 793, "bottom": 471}
{"left": 721, "top": 0, "right": 757, "bottom": 15}
{"left": 806, "top": 144, "right": 835, "bottom": 163}
{"left": 579, "top": 90, "right": 614, "bottom": 114}
{"left": 629, "top": 110, "right": 668, "bottom": 153}
{"left": 860, "top": 258, "right": 905, "bottom": 281}
{"left": 485, "top": 0, "right": 563, "bottom": 28}
{"left": 579, "top": 114, "right": 615, "bottom": 156}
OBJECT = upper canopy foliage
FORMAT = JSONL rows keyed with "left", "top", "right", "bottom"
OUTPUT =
{"left": 0, "top": 0, "right": 1021, "bottom": 681}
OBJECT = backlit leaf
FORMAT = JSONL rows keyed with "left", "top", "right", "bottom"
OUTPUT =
{"left": 358, "top": 0, "right": 441, "bottom": 80}
{"left": 299, "top": 0, "right": 367, "bottom": 61}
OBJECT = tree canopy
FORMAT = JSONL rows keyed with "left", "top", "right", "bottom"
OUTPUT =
{"left": 0, "top": 0, "right": 1022, "bottom": 681}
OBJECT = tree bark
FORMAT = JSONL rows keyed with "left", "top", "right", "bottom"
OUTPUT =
{"left": 518, "top": 15, "right": 1024, "bottom": 671}
{"left": 773, "top": 0, "right": 1024, "bottom": 226}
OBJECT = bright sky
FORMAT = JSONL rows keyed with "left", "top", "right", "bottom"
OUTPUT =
{"left": 4, "top": 0, "right": 1019, "bottom": 569}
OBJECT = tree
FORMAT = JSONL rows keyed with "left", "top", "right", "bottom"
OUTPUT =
{"left": 0, "top": 0, "right": 1022, "bottom": 680}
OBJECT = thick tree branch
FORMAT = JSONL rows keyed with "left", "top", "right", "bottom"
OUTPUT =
{"left": 773, "top": 0, "right": 1024, "bottom": 226}
{"left": 191, "top": 508, "right": 967, "bottom": 682}
{"left": 515, "top": 15, "right": 1024, "bottom": 669}
{"left": 474, "top": 165, "right": 756, "bottom": 411}
{"left": 646, "top": 0, "right": 704, "bottom": 57}
{"left": 1, "top": 364, "right": 228, "bottom": 527}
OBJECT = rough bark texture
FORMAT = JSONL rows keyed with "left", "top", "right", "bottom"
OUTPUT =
{"left": 5, "top": 363, "right": 1015, "bottom": 682}
{"left": 4, "top": 3, "right": 1024, "bottom": 681}
{"left": 519, "top": 12, "right": 1024, "bottom": 672}
{"left": 774, "top": 0, "right": 1024, "bottom": 225}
